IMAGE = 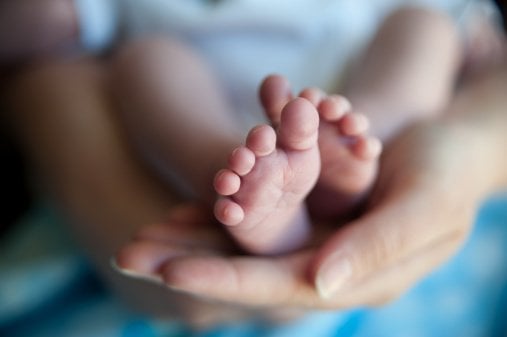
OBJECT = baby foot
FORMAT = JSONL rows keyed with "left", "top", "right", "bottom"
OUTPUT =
{"left": 308, "top": 93, "right": 382, "bottom": 218}
{"left": 213, "top": 97, "right": 320, "bottom": 255}
{"left": 260, "top": 75, "right": 382, "bottom": 219}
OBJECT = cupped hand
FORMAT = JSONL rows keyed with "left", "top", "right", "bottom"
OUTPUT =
{"left": 116, "top": 120, "right": 483, "bottom": 309}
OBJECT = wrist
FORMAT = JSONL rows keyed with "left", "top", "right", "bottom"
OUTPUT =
{"left": 440, "top": 61, "right": 507, "bottom": 197}
{"left": 440, "top": 120, "right": 506, "bottom": 202}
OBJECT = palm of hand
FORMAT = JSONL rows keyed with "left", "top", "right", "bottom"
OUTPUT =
{"left": 116, "top": 121, "right": 477, "bottom": 312}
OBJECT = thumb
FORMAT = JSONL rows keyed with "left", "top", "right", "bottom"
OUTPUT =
{"left": 310, "top": 191, "right": 457, "bottom": 299}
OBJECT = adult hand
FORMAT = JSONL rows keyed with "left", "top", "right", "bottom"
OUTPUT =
{"left": 116, "top": 118, "right": 488, "bottom": 309}
{"left": 309, "top": 63, "right": 507, "bottom": 305}
{"left": 115, "top": 67, "right": 506, "bottom": 314}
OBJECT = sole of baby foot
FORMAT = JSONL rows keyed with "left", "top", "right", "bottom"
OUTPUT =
{"left": 214, "top": 98, "right": 320, "bottom": 255}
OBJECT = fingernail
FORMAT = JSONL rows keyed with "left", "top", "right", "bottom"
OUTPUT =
{"left": 316, "top": 255, "right": 352, "bottom": 299}
{"left": 110, "top": 258, "right": 163, "bottom": 284}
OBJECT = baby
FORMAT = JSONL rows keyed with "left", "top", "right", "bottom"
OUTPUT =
{"left": 109, "top": 2, "right": 461, "bottom": 255}
{"left": 1, "top": 0, "right": 467, "bottom": 255}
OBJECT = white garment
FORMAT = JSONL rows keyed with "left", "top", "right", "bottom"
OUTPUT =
{"left": 74, "top": 0, "right": 498, "bottom": 123}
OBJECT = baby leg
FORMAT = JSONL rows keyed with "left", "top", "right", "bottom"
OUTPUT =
{"left": 273, "top": 7, "right": 460, "bottom": 220}
{"left": 345, "top": 6, "right": 461, "bottom": 142}
{"left": 112, "top": 37, "right": 244, "bottom": 201}
{"left": 214, "top": 98, "right": 320, "bottom": 255}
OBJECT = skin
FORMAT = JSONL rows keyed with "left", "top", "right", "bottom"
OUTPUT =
{"left": 112, "top": 6, "right": 459, "bottom": 256}
{"left": 213, "top": 98, "right": 321, "bottom": 255}
{"left": 342, "top": 6, "right": 461, "bottom": 142}
{"left": 117, "top": 60, "right": 507, "bottom": 309}
{"left": 2, "top": 59, "right": 236, "bottom": 325}
{"left": 1, "top": 58, "right": 311, "bottom": 326}
{"left": 0, "top": 1, "right": 467, "bottom": 261}
{"left": 259, "top": 76, "right": 382, "bottom": 220}
{"left": 112, "top": 37, "right": 380, "bottom": 256}
{"left": 0, "top": 0, "right": 79, "bottom": 63}
{"left": 213, "top": 86, "right": 380, "bottom": 254}
{"left": 2, "top": 1, "right": 506, "bottom": 328}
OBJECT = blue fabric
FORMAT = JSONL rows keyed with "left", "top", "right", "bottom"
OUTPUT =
{"left": 74, "top": 0, "right": 119, "bottom": 51}
{"left": 1, "top": 193, "right": 506, "bottom": 337}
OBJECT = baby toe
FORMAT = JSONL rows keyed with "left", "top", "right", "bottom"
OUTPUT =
{"left": 228, "top": 146, "right": 256, "bottom": 176}
{"left": 259, "top": 74, "right": 293, "bottom": 125}
{"left": 246, "top": 124, "right": 277, "bottom": 157}
{"left": 299, "top": 87, "right": 326, "bottom": 106}
{"left": 352, "top": 136, "right": 383, "bottom": 161}
{"left": 318, "top": 95, "right": 352, "bottom": 122}
{"left": 214, "top": 198, "right": 244, "bottom": 226}
{"left": 339, "top": 112, "right": 370, "bottom": 136}
{"left": 278, "top": 98, "right": 319, "bottom": 151}
{"left": 214, "top": 169, "right": 241, "bottom": 196}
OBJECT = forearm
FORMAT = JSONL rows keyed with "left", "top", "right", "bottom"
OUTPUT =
{"left": 442, "top": 59, "right": 507, "bottom": 197}
{"left": 452, "top": 59, "right": 507, "bottom": 184}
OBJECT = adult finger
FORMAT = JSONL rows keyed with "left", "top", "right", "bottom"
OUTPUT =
{"left": 311, "top": 184, "right": 475, "bottom": 300}
{"left": 334, "top": 229, "right": 467, "bottom": 307}
{"left": 115, "top": 203, "right": 237, "bottom": 277}
{"left": 160, "top": 250, "right": 318, "bottom": 308}
{"left": 132, "top": 204, "right": 232, "bottom": 249}
{"left": 157, "top": 229, "right": 465, "bottom": 310}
